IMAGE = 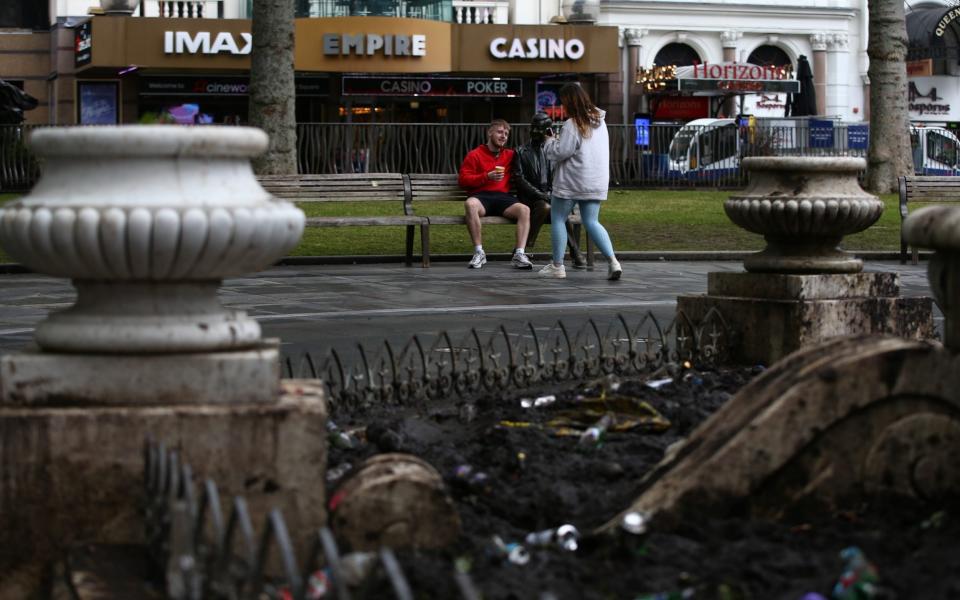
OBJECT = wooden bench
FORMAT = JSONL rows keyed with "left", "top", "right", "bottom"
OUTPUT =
{"left": 257, "top": 173, "right": 429, "bottom": 267}
{"left": 405, "top": 173, "right": 593, "bottom": 268}
{"left": 898, "top": 175, "right": 960, "bottom": 264}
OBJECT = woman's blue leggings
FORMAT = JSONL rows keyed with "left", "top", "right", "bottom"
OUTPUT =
{"left": 550, "top": 197, "right": 615, "bottom": 263}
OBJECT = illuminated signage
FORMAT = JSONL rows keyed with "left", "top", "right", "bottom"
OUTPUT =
{"left": 489, "top": 37, "right": 585, "bottom": 60}
{"left": 323, "top": 33, "right": 426, "bottom": 57}
{"left": 75, "top": 21, "right": 92, "bottom": 67}
{"left": 164, "top": 31, "right": 252, "bottom": 55}
{"left": 342, "top": 76, "right": 521, "bottom": 97}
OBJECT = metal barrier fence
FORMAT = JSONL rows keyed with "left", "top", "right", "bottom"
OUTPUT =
{"left": 0, "top": 121, "right": 871, "bottom": 192}
{"left": 281, "top": 308, "right": 732, "bottom": 410}
{"left": 146, "top": 439, "right": 430, "bottom": 600}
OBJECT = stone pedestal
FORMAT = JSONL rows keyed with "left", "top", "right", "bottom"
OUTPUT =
{"left": 0, "top": 380, "right": 328, "bottom": 596}
{"left": 677, "top": 272, "right": 934, "bottom": 365}
{"left": 1, "top": 342, "right": 282, "bottom": 406}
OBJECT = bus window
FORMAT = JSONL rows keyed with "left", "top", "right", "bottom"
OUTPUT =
{"left": 699, "top": 124, "right": 738, "bottom": 166}
{"left": 927, "top": 130, "right": 959, "bottom": 167}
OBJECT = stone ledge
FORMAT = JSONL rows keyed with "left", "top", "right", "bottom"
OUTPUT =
{"left": 0, "top": 380, "right": 328, "bottom": 594}
{"left": 678, "top": 294, "right": 935, "bottom": 365}
{"left": 0, "top": 340, "right": 281, "bottom": 407}
{"left": 707, "top": 271, "right": 900, "bottom": 300}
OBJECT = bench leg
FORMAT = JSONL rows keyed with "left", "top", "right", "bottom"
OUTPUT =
{"left": 420, "top": 222, "right": 431, "bottom": 268}
{"left": 901, "top": 237, "right": 908, "bottom": 265}
{"left": 912, "top": 247, "right": 919, "bottom": 266}
{"left": 405, "top": 225, "right": 414, "bottom": 267}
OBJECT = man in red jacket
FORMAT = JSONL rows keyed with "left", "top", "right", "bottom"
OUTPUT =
{"left": 458, "top": 119, "right": 533, "bottom": 270}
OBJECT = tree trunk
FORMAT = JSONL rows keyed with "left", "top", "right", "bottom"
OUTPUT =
{"left": 249, "top": 0, "right": 297, "bottom": 175}
{"left": 866, "top": 0, "right": 913, "bottom": 193}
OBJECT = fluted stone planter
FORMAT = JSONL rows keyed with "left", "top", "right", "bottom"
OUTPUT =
{"left": 0, "top": 126, "right": 304, "bottom": 353}
{"left": 725, "top": 157, "right": 884, "bottom": 274}
{"left": 678, "top": 156, "right": 933, "bottom": 365}
{"left": 0, "top": 127, "right": 325, "bottom": 594}
{"left": 903, "top": 205, "right": 960, "bottom": 350}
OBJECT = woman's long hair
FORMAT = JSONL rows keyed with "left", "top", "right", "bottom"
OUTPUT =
{"left": 560, "top": 83, "right": 601, "bottom": 138}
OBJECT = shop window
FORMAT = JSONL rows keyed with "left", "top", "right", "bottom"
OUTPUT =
{"left": 77, "top": 81, "right": 119, "bottom": 125}
{"left": 0, "top": 0, "right": 49, "bottom": 29}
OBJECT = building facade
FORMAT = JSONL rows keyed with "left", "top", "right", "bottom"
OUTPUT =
{"left": 2, "top": 1, "right": 958, "bottom": 127}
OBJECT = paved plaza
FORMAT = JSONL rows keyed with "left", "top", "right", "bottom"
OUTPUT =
{"left": 0, "top": 258, "right": 941, "bottom": 363}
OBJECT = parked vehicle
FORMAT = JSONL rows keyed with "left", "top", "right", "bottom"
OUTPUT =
{"left": 666, "top": 118, "right": 740, "bottom": 180}
{"left": 910, "top": 126, "right": 960, "bottom": 176}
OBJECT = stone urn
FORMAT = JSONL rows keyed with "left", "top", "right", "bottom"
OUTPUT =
{"left": 903, "top": 205, "right": 960, "bottom": 349}
{"left": 100, "top": 0, "right": 141, "bottom": 14}
{"left": 0, "top": 126, "right": 304, "bottom": 353}
{"left": 725, "top": 157, "right": 884, "bottom": 274}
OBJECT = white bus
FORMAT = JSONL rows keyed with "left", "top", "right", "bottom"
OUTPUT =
{"left": 910, "top": 126, "right": 960, "bottom": 176}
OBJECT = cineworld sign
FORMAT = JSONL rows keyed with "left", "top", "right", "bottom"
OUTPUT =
{"left": 342, "top": 76, "right": 522, "bottom": 97}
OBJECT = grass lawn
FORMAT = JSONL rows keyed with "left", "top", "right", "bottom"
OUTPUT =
{"left": 0, "top": 190, "right": 901, "bottom": 263}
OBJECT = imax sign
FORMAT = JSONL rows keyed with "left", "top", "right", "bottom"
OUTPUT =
{"left": 164, "top": 31, "right": 252, "bottom": 55}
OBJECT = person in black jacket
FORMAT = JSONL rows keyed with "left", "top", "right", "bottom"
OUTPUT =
{"left": 513, "top": 112, "right": 586, "bottom": 268}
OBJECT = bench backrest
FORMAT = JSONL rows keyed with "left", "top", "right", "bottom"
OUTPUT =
{"left": 257, "top": 173, "right": 408, "bottom": 202}
{"left": 406, "top": 173, "right": 467, "bottom": 202}
{"left": 899, "top": 175, "right": 960, "bottom": 202}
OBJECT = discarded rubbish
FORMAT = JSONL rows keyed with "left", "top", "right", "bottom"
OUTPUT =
{"left": 578, "top": 412, "right": 616, "bottom": 446}
{"left": 325, "top": 462, "right": 352, "bottom": 484}
{"left": 645, "top": 377, "right": 674, "bottom": 390}
{"left": 524, "top": 524, "right": 580, "bottom": 551}
{"left": 452, "top": 464, "right": 491, "bottom": 495}
{"left": 832, "top": 546, "right": 880, "bottom": 600}
{"left": 621, "top": 511, "right": 649, "bottom": 535}
{"left": 549, "top": 397, "right": 671, "bottom": 437}
{"left": 521, "top": 394, "right": 557, "bottom": 409}
{"left": 490, "top": 535, "right": 530, "bottom": 565}
{"left": 582, "top": 374, "right": 622, "bottom": 399}
{"left": 327, "top": 420, "right": 358, "bottom": 450}
{"left": 282, "top": 552, "right": 377, "bottom": 600}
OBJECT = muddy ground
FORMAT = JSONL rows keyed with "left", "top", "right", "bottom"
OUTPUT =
{"left": 325, "top": 364, "right": 960, "bottom": 600}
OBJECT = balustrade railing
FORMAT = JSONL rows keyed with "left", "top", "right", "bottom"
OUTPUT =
{"left": 452, "top": 0, "right": 509, "bottom": 24}
{"left": 146, "top": 0, "right": 223, "bottom": 18}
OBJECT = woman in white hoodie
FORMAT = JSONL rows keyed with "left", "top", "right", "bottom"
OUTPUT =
{"left": 539, "top": 83, "right": 622, "bottom": 281}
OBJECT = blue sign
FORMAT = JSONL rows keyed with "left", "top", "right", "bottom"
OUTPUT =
{"left": 635, "top": 116, "right": 650, "bottom": 147}
{"left": 810, "top": 119, "right": 835, "bottom": 148}
{"left": 847, "top": 125, "right": 869, "bottom": 150}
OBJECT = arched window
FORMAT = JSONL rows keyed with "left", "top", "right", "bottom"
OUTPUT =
{"left": 747, "top": 45, "right": 792, "bottom": 68}
{"left": 653, "top": 43, "right": 701, "bottom": 67}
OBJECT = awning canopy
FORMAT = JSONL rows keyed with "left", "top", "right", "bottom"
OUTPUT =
{"left": 907, "top": 7, "right": 960, "bottom": 61}
{"left": 638, "top": 62, "right": 798, "bottom": 96}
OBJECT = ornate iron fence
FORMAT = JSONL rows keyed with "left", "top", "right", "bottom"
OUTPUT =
{"left": 281, "top": 308, "right": 732, "bottom": 410}
{"left": 145, "top": 439, "right": 440, "bottom": 600}
{"left": 0, "top": 121, "right": 875, "bottom": 192}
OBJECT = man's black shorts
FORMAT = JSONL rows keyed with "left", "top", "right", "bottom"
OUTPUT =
{"left": 472, "top": 191, "right": 519, "bottom": 217}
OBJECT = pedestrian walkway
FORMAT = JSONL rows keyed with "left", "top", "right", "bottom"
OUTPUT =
{"left": 0, "top": 260, "right": 940, "bottom": 361}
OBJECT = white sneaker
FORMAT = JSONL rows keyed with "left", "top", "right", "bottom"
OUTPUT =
{"left": 468, "top": 250, "right": 487, "bottom": 269}
{"left": 608, "top": 257, "right": 622, "bottom": 281}
{"left": 511, "top": 251, "right": 533, "bottom": 270}
{"left": 539, "top": 263, "right": 566, "bottom": 279}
